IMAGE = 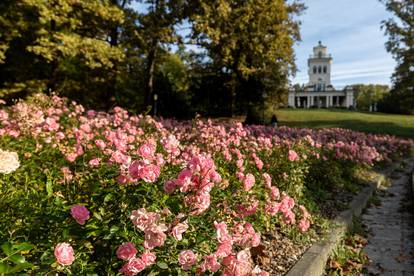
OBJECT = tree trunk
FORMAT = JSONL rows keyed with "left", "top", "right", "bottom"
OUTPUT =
{"left": 145, "top": 38, "right": 158, "bottom": 107}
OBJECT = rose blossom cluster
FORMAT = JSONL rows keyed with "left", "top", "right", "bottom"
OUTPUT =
{"left": 166, "top": 154, "right": 222, "bottom": 215}
{"left": 196, "top": 221, "right": 265, "bottom": 275}
{"left": 117, "top": 242, "right": 156, "bottom": 275}
{"left": 130, "top": 208, "right": 168, "bottom": 250}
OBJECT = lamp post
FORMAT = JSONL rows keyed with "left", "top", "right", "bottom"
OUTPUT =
{"left": 153, "top": 93, "right": 158, "bottom": 117}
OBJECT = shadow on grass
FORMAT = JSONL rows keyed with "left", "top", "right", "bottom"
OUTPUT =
{"left": 281, "top": 119, "right": 414, "bottom": 139}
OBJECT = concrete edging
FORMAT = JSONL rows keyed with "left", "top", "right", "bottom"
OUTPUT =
{"left": 286, "top": 175, "right": 385, "bottom": 276}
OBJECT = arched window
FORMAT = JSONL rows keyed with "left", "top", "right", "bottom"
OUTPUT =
{"left": 323, "top": 66, "right": 327, "bottom": 73}
{"left": 318, "top": 66, "right": 322, "bottom": 73}
{"left": 313, "top": 66, "right": 317, "bottom": 74}
{"left": 318, "top": 51, "right": 322, "bottom": 58}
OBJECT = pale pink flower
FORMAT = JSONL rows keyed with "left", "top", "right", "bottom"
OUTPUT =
{"left": 298, "top": 219, "right": 310, "bottom": 232}
{"left": 262, "top": 173, "right": 272, "bottom": 188}
{"left": 143, "top": 225, "right": 167, "bottom": 249}
{"left": 95, "top": 139, "right": 106, "bottom": 149}
{"left": 283, "top": 210, "right": 296, "bottom": 225}
{"left": 70, "top": 205, "right": 90, "bottom": 225}
{"left": 214, "top": 221, "right": 232, "bottom": 244}
{"left": 141, "top": 252, "right": 157, "bottom": 267}
{"left": 116, "top": 242, "right": 137, "bottom": 261}
{"left": 179, "top": 250, "right": 197, "bottom": 270}
{"left": 171, "top": 221, "right": 189, "bottom": 241}
{"left": 139, "top": 164, "right": 160, "bottom": 183}
{"left": 54, "top": 243, "right": 75, "bottom": 266}
{"left": 243, "top": 173, "right": 255, "bottom": 191}
{"left": 199, "top": 254, "right": 221, "bottom": 273}
{"left": 120, "top": 257, "right": 146, "bottom": 275}
{"left": 269, "top": 186, "right": 280, "bottom": 200}
{"left": 130, "top": 208, "right": 159, "bottom": 231}
{"left": 288, "top": 149, "right": 299, "bottom": 161}
{"left": 264, "top": 201, "right": 281, "bottom": 216}
{"left": 138, "top": 142, "right": 156, "bottom": 160}
{"left": 215, "top": 241, "right": 233, "bottom": 258}
{"left": 88, "top": 158, "right": 101, "bottom": 167}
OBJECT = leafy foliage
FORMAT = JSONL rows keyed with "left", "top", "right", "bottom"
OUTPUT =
{"left": 379, "top": 0, "right": 414, "bottom": 114}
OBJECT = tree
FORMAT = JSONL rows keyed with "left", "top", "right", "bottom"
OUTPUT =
{"left": 380, "top": 0, "right": 414, "bottom": 114}
{"left": 0, "top": 0, "right": 125, "bottom": 106}
{"left": 352, "top": 84, "right": 389, "bottom": 111}
{"left": 189, "top": 0, "right": 305, "bottom": 116}
{"left": 137, "top": 0, "right": 188, "bottom": 108}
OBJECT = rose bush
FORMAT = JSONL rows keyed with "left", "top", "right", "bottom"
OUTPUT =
{"left": 0, "top": 94, "right": 412, "bottom": 274}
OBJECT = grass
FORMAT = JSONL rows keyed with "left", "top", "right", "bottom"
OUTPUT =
{"left": 325, "top": 216, "right": 369, "bottom": 275}
{"left": 275, "top": 108, "right": 414, "bottom": 138}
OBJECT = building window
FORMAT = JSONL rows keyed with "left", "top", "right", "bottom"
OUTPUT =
{"left": 318, "top": 66, "right": 321, "bottom": 73}
{"left": 313, "top": 66, "right": 317, "bottom": 74}
{"left": 317, "top": 84, "right": 322, "bottom": 91}
{"left": 323, "top": 66, "right": 327, "bottom": 73}
{"left": 318, "top": 51, "right": 322, "bottom": 58}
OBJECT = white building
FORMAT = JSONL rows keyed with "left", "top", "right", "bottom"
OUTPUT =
{"left": 288, "top": 41, "right": 355, "bottom": 108}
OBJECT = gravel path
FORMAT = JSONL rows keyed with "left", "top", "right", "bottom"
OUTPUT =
{"left": 362, "top": 160, "right": 414, "bottom": 276}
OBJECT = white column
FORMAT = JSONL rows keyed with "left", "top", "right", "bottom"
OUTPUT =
{"left": 310, "top": 96, "right": 314, "bottom": 107}
{"left": 307, "top": 96, "right": 310, "bottom": 108}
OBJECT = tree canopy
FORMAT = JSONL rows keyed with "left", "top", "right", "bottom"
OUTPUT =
{"left": 0, "top": 0, "right": 305, "bottom": 119}
{"left": 380, "top": 0, "right": 414, "bottom": 114}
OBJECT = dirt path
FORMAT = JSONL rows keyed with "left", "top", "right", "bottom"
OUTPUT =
{"left": 362, "top": 160, "right": 414, "bottom": 275}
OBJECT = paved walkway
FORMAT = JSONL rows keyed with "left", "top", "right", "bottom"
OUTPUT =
{"left": 362, "top": 160, "right": 414, "bottom": 276}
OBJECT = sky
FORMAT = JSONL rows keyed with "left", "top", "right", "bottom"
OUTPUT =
{"left": 292, "top": 0, "right": 395, "bottom": 88}
{"left": 131, "top": 0, "right": 396, "bottom": 89}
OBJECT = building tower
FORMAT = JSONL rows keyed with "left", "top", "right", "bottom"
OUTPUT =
{"left": 307, "top": 41, "right": 332, "bottom": 91}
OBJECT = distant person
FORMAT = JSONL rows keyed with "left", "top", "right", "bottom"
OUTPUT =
{"left": 271, "top": 114, "right": 278, "bottom": 128}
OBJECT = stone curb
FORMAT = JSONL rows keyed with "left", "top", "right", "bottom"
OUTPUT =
{"left": 286, "top": 175, "right": 384, "bottom": 276}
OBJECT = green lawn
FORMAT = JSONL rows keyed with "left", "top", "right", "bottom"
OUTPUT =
{"left": 275, "top": 109, "right": 414, "bottom": 138}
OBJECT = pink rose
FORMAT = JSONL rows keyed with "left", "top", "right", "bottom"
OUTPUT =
{"left": 298, "top": 219, "right": 310, "bottom": 232}
{"left": 288, "top": 149, "right": 299, "bottom": 161}
{"left": 269, "top": 186, "right": 280, "bottom": 200}
{"left": 171, "top": 221, "right": 189, "bottom": 241}
{"left": 130, "top": 208, "right": 159, "bottom": 231}
{"left": 141, "top": 252, "right": 156, "bottom": 267}
{"left": 116, "top": 242, "right": 137, "bottom": 261}
{"left": 143, "top": 225, "right": 167, "bottom": 249}
{"left": 54, "top": 242, "right": 75, "bottom": 266}
{"left": 214, "top": 221, "right": 232, "bottom": 244}
{"left": 215, "top": 241, "right": 232, "bottom": 258}
{"left": 138, "top": 142, "right": 156, "bottom": 160}
{"left": 243, "top": 173, "right": 255, "bottom": 191}
{"left": 120, "top": 257, "right": 146, "bottom": 275}
{"left": 88, "top": 158, "right": 101, "bottom": 167}
{"left": 70, "top": 205, "right": 90, "bottom": 225}
{"left": 163, "top": 180, "right": 177, "bottom": 194}
{"left": 179, "top": 250, "right": 197, "bottom": 270}
{"left": 139, "top": 164, "right": 160, "bottom": 183}
{"left": 262, "top": 173, "right": 272, "bottom": 188}
{"left": 200, "top": 254, "right": 221, "bottom": 273}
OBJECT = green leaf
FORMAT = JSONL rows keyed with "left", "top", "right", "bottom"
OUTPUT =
{"left": 13, "top": 243, "right": 34, "bottom": 252}
{"left": 46, "top": 179, "right": 53, "bottom": 197}
{"left": 93, "top": 212, "right": 102, "bottom": 221}
{"left": 9, "top": 262, "right": 33, "bottom": 273}
{"left": 104, "top": 193, "right": 114, "bottom": 202}
{"left": 0, "top": 262, "right": 11, "bottom": 273}
{"left": 1, "top": 242, "right": 12, "bottom": 255}
{"left": 156, "top": 261, "right": 168, "bottom": 269}
{"left": 109, "top": 226, "right": 119, "bottom": 234}
{"left": 9, "top": 254, "right": 25, "bottom": 264}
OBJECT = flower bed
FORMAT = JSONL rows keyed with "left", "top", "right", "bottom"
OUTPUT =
{"left": 0, "top": 94, "right": 412, "bottom": 275}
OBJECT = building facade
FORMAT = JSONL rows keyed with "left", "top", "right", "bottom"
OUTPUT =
{"left": 288, "top": 41, "right": 355, "bottom": 108}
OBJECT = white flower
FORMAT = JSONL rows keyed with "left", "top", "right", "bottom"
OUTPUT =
{"left": 0, "top": 149, "right": 20, "bottom": 174}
